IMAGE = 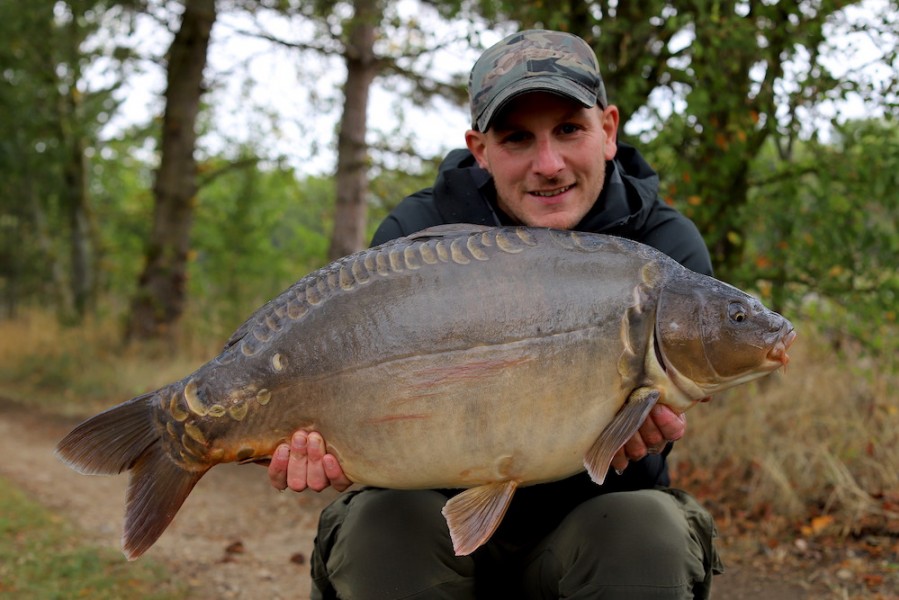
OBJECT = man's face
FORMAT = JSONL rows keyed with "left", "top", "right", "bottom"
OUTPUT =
{"left": 465, "top": 92, "right": 619, "bottom": 230}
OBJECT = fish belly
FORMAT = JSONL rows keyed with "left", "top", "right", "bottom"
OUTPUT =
{"left": 297, "top": 326, "right": 629, "bottom": 489}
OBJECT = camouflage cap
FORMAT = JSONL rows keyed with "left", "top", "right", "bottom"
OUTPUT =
{"left": 469, "top": 29, "right": 608, "bottom": 132}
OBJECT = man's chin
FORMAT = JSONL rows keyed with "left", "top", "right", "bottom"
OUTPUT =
{"left": 523, "top": 212, "right": 582, "bottom": 230}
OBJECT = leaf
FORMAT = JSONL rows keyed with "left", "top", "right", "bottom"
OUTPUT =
{"left": 800, "top": 514, "right": 835, "bottom": 536}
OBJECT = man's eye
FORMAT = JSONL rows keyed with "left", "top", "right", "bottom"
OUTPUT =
{"left": 501, "top": 131, "right": 530, "bottom": 144}
{"left": 559, "top": 123, "right": 580, "bottom": 135}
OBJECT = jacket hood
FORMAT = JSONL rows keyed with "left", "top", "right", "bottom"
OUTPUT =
{"left": 432, "top": 142, "right": 662, "bottom": 237}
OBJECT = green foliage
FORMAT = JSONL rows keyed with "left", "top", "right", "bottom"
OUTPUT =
{"left": 90, "top": 128, "right": 159, "bottom": 302}
{"left": 366, "top": 155, "right": 443, "bottom": 239}
{"left": 741, "top": 119, "right": 899, "bottom": 360}
{"left": 0, "top": 0, "right": 68, "bottom": 313}
{"left": 0, "top": 475, "right": 184, "bottom": 599}
{"left": 637, "top": 1, "right": 858, "bottom": 280}
{"left": 188, "top": 157, "right": 335, "bottom": 339}
{"left": 0, "top": 0, "right": 138, "bottom": 318}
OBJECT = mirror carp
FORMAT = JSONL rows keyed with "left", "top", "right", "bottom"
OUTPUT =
{"left": 56, "top": 225, "right": 796, "bottom": 559}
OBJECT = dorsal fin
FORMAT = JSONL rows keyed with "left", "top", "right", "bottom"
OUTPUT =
{"left": 406, "top": 223, "right": 493, "bottom": 241}
{"left": 222, "top": 297, "right": 279, "bottom": 350}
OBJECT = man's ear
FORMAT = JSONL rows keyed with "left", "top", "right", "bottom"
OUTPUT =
{"left": 465, "top": 130, "right": 489, "bottom": 170}
{"left": 601, "top": 106, "right": 620, "bottom": 161}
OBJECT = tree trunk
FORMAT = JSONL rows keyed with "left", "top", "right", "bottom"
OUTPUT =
{"left": 29, "top": 175, "right": 74, "bottom": 318}
{"left": 327, "top": 0, "right": 380, "bottom": 260}
{"left": 50, "top": 3, "right": 97, "bottom": 323}
{"left": 62, "top": 91, "right": 95, "bottom": 319}
{"left": 126, "top": 0, "right": 216, "bottom": 343}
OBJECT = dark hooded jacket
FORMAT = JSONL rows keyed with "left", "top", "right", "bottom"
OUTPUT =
{"left": 369, "top": 142, "right": 713, "bottom": 545}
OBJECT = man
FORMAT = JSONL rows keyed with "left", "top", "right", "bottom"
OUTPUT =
{"left": 269, "top": 29, "right": 723, "bottom": 599}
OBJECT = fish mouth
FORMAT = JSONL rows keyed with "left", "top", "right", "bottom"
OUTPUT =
{"left": 767, "top": 327, "right": 797, "bottom": 368}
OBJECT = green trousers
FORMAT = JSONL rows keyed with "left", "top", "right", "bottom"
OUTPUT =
{"left": 310, "top": 487, "right": 723, "bottom": 599}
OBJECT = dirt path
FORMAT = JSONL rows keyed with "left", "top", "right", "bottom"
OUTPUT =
{"left": 0, "top": 397, "right": 337, "bottom": 599}
{"left": 0, "top": 397, "right": 834, "bottom": 599}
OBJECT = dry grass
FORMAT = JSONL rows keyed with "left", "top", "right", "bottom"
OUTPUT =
{"left": 0, "top": 309, "right": 215, "bottom": 416}
{"left": 671, "top": 325, "right": 899, "bottom": 536}
{"left": 1, "top": 310, "right": 897, "bottom": 537}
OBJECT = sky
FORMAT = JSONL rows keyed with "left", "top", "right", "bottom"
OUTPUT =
{"left": 95, "top": 0, "right": 896, "bottom": 177}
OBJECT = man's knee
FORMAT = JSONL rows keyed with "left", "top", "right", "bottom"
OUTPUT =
{"left": 312, "top": 489, "right": 476, "bottom": 600}
{"left": 339, "top": 488, "right": 450, "bottom": 549}
{"left": 576, "top": 489, "right": 695, "bottom": 554}
{"left": 536, "top": 489, "right": 717, "bottom": 598}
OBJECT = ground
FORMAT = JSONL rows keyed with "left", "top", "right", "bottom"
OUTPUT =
{"left": 0, "top": 397, "right": 889, "bottom": 599}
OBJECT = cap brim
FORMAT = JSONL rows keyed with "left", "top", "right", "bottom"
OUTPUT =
{"left": 475, "top": 76, "right": 598, "bottom": 131}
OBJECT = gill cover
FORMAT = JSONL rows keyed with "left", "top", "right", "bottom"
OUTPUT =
{"left": 654, "top": 275, "right": 793, "bottom": 396}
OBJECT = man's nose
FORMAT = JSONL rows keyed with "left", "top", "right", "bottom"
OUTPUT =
{"left": 532, "top": 138, "right": 565, "bottom": 177}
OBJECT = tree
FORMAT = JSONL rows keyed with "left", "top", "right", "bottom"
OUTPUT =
{"left": 244, "top": 0, "right": 470, "bottom": 258}
{"left": 125, "top": 0, "right": 217, "bottom": 342}
{"left": 644, "top": 0, "right": 860, "bottom": 280}
{"left": 0, "top": 0, "right": 136, "bottom": 320}
{"left": 329, "top": 0, "right": 383, "bottom": 259}
{"left": 56, "top": 1, "right": 98, "bottom": 319}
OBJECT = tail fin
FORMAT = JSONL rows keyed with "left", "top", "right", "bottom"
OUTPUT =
{"left": 122, "top": 441, "right": 206, "bottom": 560}
{"left": 55, "top": 392, "right": 208, "bottom": 560}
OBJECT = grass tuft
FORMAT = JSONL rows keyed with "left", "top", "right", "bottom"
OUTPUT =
{"left": 0, "top": 475, "right": 185, "bottom": 599}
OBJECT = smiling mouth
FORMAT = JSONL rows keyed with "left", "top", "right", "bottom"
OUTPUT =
{"left": 530, "top": 184, "right": 574, "bottom": 198}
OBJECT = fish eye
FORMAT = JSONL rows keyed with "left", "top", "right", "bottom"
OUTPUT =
{"left": 728, "top": 301, "right": 748, "bottom": 324}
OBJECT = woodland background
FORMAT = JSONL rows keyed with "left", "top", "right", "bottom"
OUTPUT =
{"left": 1, "top": 0, "right": 898, "bottom": 597}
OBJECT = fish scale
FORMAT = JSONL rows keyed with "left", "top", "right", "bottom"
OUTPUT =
{"left": 56, "top": 224, "right": 796, "bottom": 560}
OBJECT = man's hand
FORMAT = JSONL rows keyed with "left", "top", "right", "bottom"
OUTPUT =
{"left": 609, "top": 404, "right": 688, "bottom": 475}
{"left": 267, "top": 431, "right": 352, "bottom": 493}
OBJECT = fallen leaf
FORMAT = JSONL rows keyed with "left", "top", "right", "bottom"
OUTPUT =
{"left": 801, "top": 515, "right": 835, "bottom": 536}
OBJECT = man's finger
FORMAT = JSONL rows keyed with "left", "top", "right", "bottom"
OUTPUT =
{"left": 623, "top": 432, "right": 648, "bottom": 462}
{"left": 638, "top": 413, "right": 666, "bottom": 450}
{"left": 286, "top": 431, "right": 310, "bottom": 492}
{"left": 323, "top": 454, "right": 352, "bottom": 492}
{"left": 268, "top": 443, "right": 290, "bottom": 491}
{"left": 610, "top": 448, "right": 629, "bottom": 475}
{"left": 305, "top": 432, "right": 329, "bottom": 492}
{"left": 649, "top": 405, "right": 687, "bottom": 442}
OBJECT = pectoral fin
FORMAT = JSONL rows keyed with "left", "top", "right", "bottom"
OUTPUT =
{"left": 584, "top": 388, "right": 660, "bottom": 485}
{"left": 441, "top": 480, "right": 518, "bottom": 556}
